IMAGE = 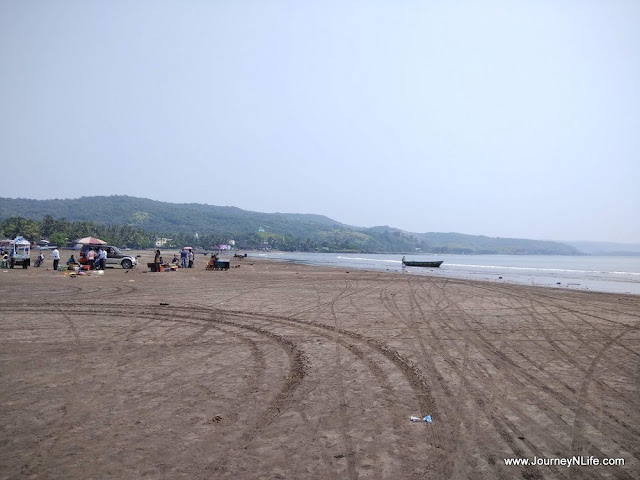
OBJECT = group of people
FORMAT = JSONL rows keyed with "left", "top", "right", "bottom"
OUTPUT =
{"left": 35, "top": 247, "right": 105, "bottom": 271}
{"left": 178, "top": 248, "right": 195, "bottom": 268}
{"left": 83, "top": 247, "right": 107, "bottom": 270}
{"left": 153, "top": 248, "right": 195, "bottom": 272}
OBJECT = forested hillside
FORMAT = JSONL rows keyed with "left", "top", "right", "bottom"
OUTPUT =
{"left": 0, "top": 196, "right": 581, "bottom": 254}
{"left": 0, "top": 196, "right": 342, "bottom": 236}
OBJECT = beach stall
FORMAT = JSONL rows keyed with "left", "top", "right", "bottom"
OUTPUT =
{"left": 75, "top": 236, "right": 107, "bottom": 247}
{"left": 9, "top": 236, "right": 31, "bottom": 269}
{"left": 206, "top": 244, "right": 231, "bottom": 270}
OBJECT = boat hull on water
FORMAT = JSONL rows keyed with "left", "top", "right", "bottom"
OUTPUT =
{"left": 402, "top": 256, "right": 443, "bottom": 268}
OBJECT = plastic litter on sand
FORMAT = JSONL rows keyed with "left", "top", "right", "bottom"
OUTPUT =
{"left": 410, "top": 415, "right": 433, "bottom": 423}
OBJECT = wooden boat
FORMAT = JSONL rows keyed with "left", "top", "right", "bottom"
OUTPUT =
{"left": 402, "top": 256, "right": 443, "bottom": 268}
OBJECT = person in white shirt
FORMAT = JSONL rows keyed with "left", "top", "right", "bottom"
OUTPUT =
{"left": 51, "top": 248, "right": 60, "bottom": 271}
{"left": 98, "top": 247, "right": 107, "bottom": 270}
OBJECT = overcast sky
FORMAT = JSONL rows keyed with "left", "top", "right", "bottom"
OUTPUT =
{"left": 1, "top": 1, "right": 638, "bottom": 243}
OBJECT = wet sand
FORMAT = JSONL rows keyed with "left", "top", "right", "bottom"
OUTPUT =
{"left": 1, "top": 252, "right": 639, "bottom": 479}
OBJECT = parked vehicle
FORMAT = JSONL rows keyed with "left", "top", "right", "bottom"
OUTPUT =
{"left": 79, "top": 245, "right": 137, "bottom": 269}
{"left": 9, "top": 236, "right": 31, "bottom": 269}
{"left": 36, "top": 245, "right": 58, "bottom": 251}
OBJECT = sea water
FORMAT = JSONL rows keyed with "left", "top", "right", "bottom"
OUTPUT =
{"left": 255, "top": 252, "right": 640, "bottom": 295}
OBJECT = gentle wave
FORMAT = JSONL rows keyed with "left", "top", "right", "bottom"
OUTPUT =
{"left": 336, "top": 256, "right": 400, "bottom": 264}
{"left": 445, "top": 263, "right": 640, "bottom": 276}
{"left": 336, "top": 257, "right": 640, "bottom": 276}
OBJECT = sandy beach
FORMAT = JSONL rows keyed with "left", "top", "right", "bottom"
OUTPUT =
{"left": 1, "top": 252, "right": 638, "bottom": 479}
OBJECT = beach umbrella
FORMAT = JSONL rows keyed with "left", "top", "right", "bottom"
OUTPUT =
{"left": 76, "top": 236, "right": 107, "bottom": 245}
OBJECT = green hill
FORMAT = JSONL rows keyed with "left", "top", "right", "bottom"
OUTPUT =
{"left": 0, "top": 196, "right": 342, "bottom": 236}
{"left": 0, "top": 196, "right": 581, "bottom": 254}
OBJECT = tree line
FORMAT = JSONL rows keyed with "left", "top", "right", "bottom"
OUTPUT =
{"left": 0, "top": 215, "right": 428, "bottom": 252}
{"left": 0, "top": 216, "right": 153, "bottom": 248}
{"left": 0, "top": 216, "right": 356, "bottom": 251}
{"left": 0, "top": 213, "right": 581, "bottom": 255}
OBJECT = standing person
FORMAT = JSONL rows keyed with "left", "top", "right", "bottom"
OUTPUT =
{"left": 180, "top": 248, "right": 187, "bottom": 268}
{"left": 98, "top": 246, "right": 107, "bottom": 270}
{"left": 154, "top": 250, "right": 161, "bottom": 272}
{"left": 51, "top": 247, "right": 60, "bottom": 271}
{"left": 188, "top": 250, "right": 194, "bottom": 268}
{"left": 86, "top": 248, "right": 96, "bottom": 270}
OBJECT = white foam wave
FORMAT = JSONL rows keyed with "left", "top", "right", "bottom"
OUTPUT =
{"left": 337, "top": 256, "right": 401, "bottom": 263}
{"left": 446, "top": 263, "right": 640, "bottom": 276}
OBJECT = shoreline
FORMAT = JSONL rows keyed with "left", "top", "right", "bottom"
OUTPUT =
{"left": 14, "top": 247, "right": 640, "bottom": 296}
{"left": 253, "top": 252, "right": 640, "bottom": 296}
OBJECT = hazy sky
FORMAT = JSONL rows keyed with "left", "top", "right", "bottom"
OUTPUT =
{"left": 1, "top": 1, "right": 638, "bottom": 243}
